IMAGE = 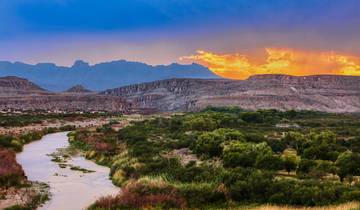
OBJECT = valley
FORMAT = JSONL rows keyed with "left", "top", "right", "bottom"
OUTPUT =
{"left": 1, "top": 109, "right": 360, "bottom": 209}
{"left": 1, "top": 74, "right": 360, "bottom": 209}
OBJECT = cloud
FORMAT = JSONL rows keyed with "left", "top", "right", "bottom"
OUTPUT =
{"left": 180, "top": 48, "right": 360, "bottom": 79}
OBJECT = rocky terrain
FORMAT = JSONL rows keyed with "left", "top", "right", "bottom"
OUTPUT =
{"left": 1, "top": 75, "right": 360, "bottom": 113}
{"left": 0, "top": 77, "right": 131, "bottom": 113}
{"left": 102, "top": 75, "right": 360, "bottom": 113}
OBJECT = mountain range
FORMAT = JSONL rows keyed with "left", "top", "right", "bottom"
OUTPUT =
{"left": 0, "top": 60, "right": 218, "bottom": 91}
{"left": 102, "top": 75, "right": 360, "bottom": 113}
{"left": 1, "top": 74, "right": 360, "bottom": 113}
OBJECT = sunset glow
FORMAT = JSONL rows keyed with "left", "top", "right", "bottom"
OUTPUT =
{"left": 180, "top": 49, "right": 360, "bottom": 79}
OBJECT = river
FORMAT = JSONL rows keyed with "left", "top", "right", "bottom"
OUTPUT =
{"left": 16, "top": 132, "right": 119, "bottom": 210}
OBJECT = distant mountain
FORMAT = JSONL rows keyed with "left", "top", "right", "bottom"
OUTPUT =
{"left": 0, "top": 60, "right": 219, "bottom": 91}
{"left": 65, "top": 85, "right": 92, "bottom": 93}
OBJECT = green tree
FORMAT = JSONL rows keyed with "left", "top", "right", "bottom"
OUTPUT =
{"left": 335, "top": 151, "right": 360, "bottom": 182}
{"left": 192, "top": 132, "right": 224, "bottom": 157}
{"left": 302, "top": 131, "right": 341, "bottom": 161}
{"left": 282, "top": 156, "right": 297, "bottom": 174}
{"left": 184, "top": 116, "right": 217, "bottom": 131}
{"left": 255, "top": 154, "right": 283, "bottom": 170}
{"left": 281, "top": 149, "right": 299, "bottom": 174}
{"left": 240, "top": 112, "right": 264, "bottom": 123}
{"left": 297, "top": 159, "right": 316, "bottom": 175}
{"left": 223, "top": 142, "right": 272, "bottom": 168}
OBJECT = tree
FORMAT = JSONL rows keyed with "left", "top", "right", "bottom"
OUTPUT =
{"left": 335, "top": 152, "right": 360, "bottom": 182}
{"left": 301, "top": 131, "right": 341, "bottom": 161}
{"left": 297, "top": 159, "right": 316, "bottom": 175}
{"left": 282, "top": 132, "right": 306, "bottom": 152}
{"left": 184, "top": 116, "right": 217, "bottom": 131}
{"left": 281, "top": 149, "right": 299, "bottom": 174}
{"left": 309, "top": 160, "right": 336, "bottom": 179}
{"left": 223, "top": 142, "right": 272, "bottom": 168}
{"left": 256, "top": 154, "right": 283, "bottom": 170}
{"left": 282, "top": 156, "right": 297, "bottom": 174}
{"left": 192, "top": 132, "right": 224, "bottom": 157}
{"left": 240, "top": 112, "right": 264, "bottom": 123}
{"left": 192, "top": 129, "right": 245, "bottom": 157}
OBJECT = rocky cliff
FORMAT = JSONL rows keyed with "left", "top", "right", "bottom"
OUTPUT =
{"left": 102, "top": 75, "right": 360, "bottom": 113}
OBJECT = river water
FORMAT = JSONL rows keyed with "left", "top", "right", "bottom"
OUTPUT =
{"left": 16, "top": 132, "right": 119, "bottom": 210}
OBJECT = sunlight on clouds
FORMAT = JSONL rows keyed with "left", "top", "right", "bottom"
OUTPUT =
{"left": 180, "top": 48, "right": 360, "bottom": 79}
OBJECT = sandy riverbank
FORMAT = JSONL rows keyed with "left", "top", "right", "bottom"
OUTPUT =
{"left": 0, "top": 118, "right": 110, "bottom": 136}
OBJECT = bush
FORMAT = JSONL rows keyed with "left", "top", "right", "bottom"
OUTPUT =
{"left": 223, "top": 142, "right": 272, "bottom": 168}
{"left": 177, "top": 182, "right": 227, "bottom": 207}
{"left": 90, "top": 178, "right": 185, "bottom": 209}
{"left": 341, "top": 190, "right": 360, "bottom": 201}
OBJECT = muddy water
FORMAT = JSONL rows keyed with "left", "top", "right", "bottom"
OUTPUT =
{"left": 17, "top": 132, "right": 119, "bottom": 210}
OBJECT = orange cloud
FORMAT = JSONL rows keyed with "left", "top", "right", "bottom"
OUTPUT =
{"left": 180, "top": 48, "right": 360, "bottom": 79}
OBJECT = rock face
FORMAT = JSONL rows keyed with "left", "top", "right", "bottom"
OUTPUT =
{"left": 0, "top": 77, "right": 131, "bottom": 113}
{"left": 102, "top": 75, "right": 360, "bottom": 113}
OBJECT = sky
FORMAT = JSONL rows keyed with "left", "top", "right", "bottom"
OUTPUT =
{"left": 1, "top": 0, "right": 360, "bottom": 79}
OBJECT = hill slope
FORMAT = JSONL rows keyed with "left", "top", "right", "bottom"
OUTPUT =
{"left": 1, "top": 75, "right": 360, "bottom": 113}
{"left": 0, "top": 77, "right": 130, "bottom": 113}
{"left": 0, "top": 76, "right": 47, "bottom": 96}
{"left": 102, "top": 75, "right": 360, "bottom": 113}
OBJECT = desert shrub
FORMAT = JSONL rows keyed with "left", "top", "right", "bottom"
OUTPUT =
{"left": 191, "top": 128, "right": 245, "bottom": 158}
{"left": 341, "top": 189, "right": 360, "bottom": 201}
{"left": 0, "top": 135, "right": 13, "bottom": 148}
{"left": 90, "top": 178, "right": 185, "bottom": 209}
{"left": 228, "top": 169, "right": 274, "bottom": 202}
{"left": 267, "top": 138, "right": 287, "bottom": 153}
{"left": 0, "top": 147, "right": 25, "bottom": 187}
{"left": 4, "top": 205, "right": 31, "bottom": 210}
{"left": 183, "top": 115, "right": 218, "bottom": 131}
{"left": 223, "top": 142, "right": 272, "bottom": 168}
{"left": 192, "top": 132, "right": 224, "bottom": 157}
{"left": 255, "top": 154, "right": 283, "bottom": 170}
{"left": 297, "top": 158, "right": 317, "bottom": 175}
{"left": 240, "top": 112, "right": 264, "bottom": 123}
{"left": 177, "top": 182, "right": 227, "bottom": 207}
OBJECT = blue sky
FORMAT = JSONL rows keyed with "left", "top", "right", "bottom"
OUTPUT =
{"left": 1, "top": 0, "right": 360, "bottom": 66}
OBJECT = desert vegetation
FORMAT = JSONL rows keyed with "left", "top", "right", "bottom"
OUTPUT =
{"left": 69, "top": 108, "right": 360, "bottom": 209}
{"left": 0, "top": 112, "right": 111, "bottom": 127}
